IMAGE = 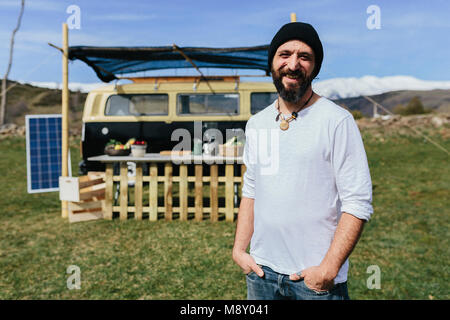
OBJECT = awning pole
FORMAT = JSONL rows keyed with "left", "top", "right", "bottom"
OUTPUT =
{"left": 172, "top": 44, "right": 216, "bottom": 94}
{"left": 290, "top": 12, "right": 297, "bottom": 22}
{"left": 61, "top": 23, "right": 69, "bottom": 218}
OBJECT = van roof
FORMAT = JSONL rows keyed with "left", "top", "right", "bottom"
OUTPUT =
{"left": 88, "top": 80, "right": 276, "bottom": 94}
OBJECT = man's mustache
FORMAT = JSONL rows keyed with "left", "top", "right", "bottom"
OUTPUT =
{"left": 279, "top": 69, "right": 306, "bottom": 80}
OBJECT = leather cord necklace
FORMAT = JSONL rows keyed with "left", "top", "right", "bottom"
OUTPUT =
{"left": 276, "top": 91, "right": 314, "bottom": 131}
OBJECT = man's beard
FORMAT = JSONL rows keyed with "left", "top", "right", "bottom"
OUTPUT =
{"left": 272, "top": 68, "right": 312, "bottom": 104}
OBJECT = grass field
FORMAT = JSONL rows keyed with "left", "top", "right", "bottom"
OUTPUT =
{"left": 0, "top": 128, "right": 449, "bottom": 300}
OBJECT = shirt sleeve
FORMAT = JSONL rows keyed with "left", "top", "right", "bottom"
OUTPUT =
{"left": 332, "top": 116, "right": 374, "bottom": 221}
{"left": 241, "top": 118, "right": 256, "bottom": 199}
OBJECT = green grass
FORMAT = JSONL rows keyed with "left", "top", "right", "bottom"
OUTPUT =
{"left": 0, "top": 129, "right": 449, "bottom": 300}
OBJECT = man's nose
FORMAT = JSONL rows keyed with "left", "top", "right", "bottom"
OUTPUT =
{"left": 286, "top": 55, "right": 301, "bottom": 71}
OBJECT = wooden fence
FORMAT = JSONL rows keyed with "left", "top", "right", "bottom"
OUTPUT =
{"left": 103, "top": 161, "right": 246, "bottom": 222}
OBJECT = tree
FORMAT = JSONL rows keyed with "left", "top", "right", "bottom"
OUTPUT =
{"left": 405, "top": 96, "right": 426, "bottom": 115}
{"left": 0, "top": 0, "right": 25, "bottom": 126}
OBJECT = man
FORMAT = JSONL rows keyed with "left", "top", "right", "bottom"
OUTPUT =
{"left": 232, "top": 22, "right": 373, "bottom": 300}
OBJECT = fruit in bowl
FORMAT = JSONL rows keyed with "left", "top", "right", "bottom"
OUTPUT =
{"left": 104, "top": 139, "right": 131, "bottom": 156}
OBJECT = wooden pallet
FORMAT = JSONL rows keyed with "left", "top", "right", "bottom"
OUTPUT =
{"left": 60, "top": 172, "right": 106, "bottom": 223}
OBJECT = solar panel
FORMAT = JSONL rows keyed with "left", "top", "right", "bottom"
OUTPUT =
{"left": 26, "top": 114, "right": 71, "bottom": 193}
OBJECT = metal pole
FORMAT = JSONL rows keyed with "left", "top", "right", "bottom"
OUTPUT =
{"left": 61, "top": 23, "right": 69, "bottom": 218}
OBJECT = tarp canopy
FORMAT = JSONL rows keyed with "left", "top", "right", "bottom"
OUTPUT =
{"left": 68, "top": 45, "right": 270, "bottom": 82}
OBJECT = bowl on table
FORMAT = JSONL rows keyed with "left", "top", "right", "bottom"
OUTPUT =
{"left": 104, "top": 145, "right": 131, "bottom": 156}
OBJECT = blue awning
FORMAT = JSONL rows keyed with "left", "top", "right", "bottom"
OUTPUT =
{"left": 68, "top": 45, "right": 270, "bottom": 82}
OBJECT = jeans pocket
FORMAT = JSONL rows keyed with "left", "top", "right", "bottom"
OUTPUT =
{"left": 302, "top": 280, "right": 331, "bottom": 296}
{"left": 245, "top": 264, "right": 263, "bottom": 277}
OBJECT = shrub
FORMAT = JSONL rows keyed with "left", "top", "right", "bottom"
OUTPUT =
{"left": 351, "top": 110, "right": 364, "bottom": 120}
{"left": 5, "top": 100, "right": 29, "bottom": 123}
{"left": 393, "top": 97, "right": 430, "bottom": 116}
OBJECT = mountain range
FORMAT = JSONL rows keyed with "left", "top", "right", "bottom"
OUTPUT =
{"left": 20, "top": 75, "right": 450, "bottom": 99}
{"left": 313, "top": 75, "right": 450, "bottom": 99}
{"left": 6, "top": 76, "right": 450, "bottom": 123}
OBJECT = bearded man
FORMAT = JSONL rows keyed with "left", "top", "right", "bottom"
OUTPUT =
{"left": 232, "top": 22, "right": 374, "bottom": 300}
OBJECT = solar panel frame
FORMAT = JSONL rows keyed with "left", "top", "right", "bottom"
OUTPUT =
{"left": 26, "top": 114, "right": 71, "bottom": 193}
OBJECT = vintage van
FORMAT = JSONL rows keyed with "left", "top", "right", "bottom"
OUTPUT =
{"left": 79, "top": 76, "right": 277, "bottom": 174}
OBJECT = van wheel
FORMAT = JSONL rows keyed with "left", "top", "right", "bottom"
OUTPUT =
{"left": 78, "top": 160, "right": 88, "bottom": 175}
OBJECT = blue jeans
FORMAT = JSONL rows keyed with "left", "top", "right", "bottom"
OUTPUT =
{"left": 246, "top": 265, "right": 350, "bottom": 300}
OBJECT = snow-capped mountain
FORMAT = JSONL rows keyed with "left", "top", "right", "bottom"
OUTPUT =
{"left": 312, "top": 75, "right": 450, "bottom": 99}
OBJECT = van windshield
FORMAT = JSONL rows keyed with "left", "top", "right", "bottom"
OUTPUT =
{"left": 177, "top": 93, "right": 239, "bottom": 115}
{"left": 105, "top": 94, "right": 169, "bottom": 116}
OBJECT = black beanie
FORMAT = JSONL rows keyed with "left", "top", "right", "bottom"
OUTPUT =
{"left": 268, "top": 22, "right": 323, "bottom": 79}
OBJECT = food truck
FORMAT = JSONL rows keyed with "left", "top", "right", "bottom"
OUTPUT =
{"left": 68, "top": 45, "right": 277, "bottom": 173}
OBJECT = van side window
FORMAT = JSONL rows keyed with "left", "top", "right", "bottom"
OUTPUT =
{"left": 251, "top": 92, "right": 278, "bottom": 114}
{"left": 105, "top": 94, "right": 169, "bottom": 116}
{"left": 177, "top": 93, "right": 239, "bottom": 115}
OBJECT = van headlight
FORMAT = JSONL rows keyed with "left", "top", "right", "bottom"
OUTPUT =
{"left": 101, "top": 127, "right": 109, "bottom": 135}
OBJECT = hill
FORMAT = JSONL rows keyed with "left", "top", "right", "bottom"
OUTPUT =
{"left": 2, "top": 80, "right": 87, "bottom": 131}
{"left": 313, "top": 75, "right": 450, "bottom": 99}
{"left": 333, "top": 89, "right": 450, "bottom": 117}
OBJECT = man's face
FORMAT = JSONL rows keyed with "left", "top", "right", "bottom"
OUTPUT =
{"left": 271, "top": 40, "right": 315, "bottom": 103}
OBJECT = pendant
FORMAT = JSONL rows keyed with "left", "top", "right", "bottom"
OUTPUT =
{"left": 280, "top": 119, "right": 289, "bottom": 130}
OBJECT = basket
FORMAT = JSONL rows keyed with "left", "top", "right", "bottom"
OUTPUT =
{"left": 131, "top": 144, "right": 147, "bottom": 157}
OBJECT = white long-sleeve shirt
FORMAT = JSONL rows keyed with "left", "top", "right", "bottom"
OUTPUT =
{"left": 242, "top": 97, "right": 373, "bottom": 284}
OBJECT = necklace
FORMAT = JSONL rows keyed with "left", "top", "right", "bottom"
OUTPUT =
{"left": 276, "top": 91, "right": 314, "bottom": 131}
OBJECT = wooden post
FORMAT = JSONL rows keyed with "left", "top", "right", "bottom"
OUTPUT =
{"left": 61, "top": 23, "right": 69, "bottom": 218}
{"left": 149, "top": 163, "right": 158, "bottom": 221}
{"left": 164, "top": 162, "right": 173, "bottom": 220}
{"left": 290, "top": 12, "right": 297, "bottom": 22}
{"left": 119, "top": 162, "right": 128, "bottom": 220}
{"left": 225, "top": 164, "right": 234, "bottom": 222}
{"left": 194, "top": 164, "right": 203, "bottom": 221}
{"left": 179, "top": 164, "right": 188, "bottom": 221}
{"left": 104, "top": 163, "right": 113, "bottom": 219}
{"left": 135, "top": 163, "right": 143, "bottom": 220}
{"left": 210, "top": 165, "right": 218, "bottom": 222}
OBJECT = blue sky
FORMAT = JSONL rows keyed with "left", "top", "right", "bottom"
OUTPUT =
{"left": 0, "top": 0, "right": 449, "bottom": 84}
